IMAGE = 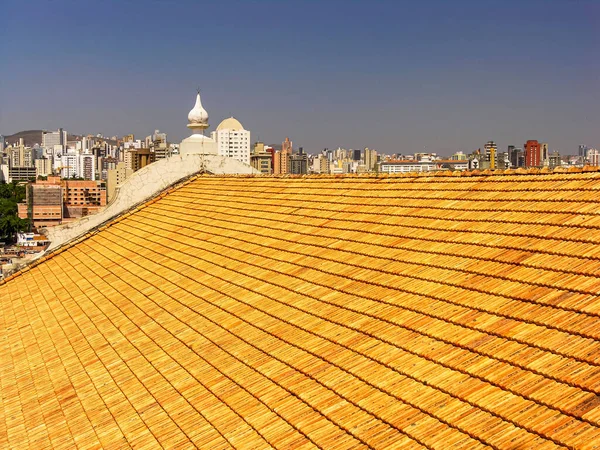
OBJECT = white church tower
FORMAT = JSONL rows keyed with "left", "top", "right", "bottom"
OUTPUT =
{"left": 179, "top": 91, "right": 218, "bottom": 156}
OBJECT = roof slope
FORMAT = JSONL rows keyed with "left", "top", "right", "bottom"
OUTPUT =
{"left": 3, "top": 172, "right": 600, "bottom": 449}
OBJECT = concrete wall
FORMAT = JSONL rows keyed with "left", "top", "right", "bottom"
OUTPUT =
{"left": 42, "top": 154, "right": 258, "bottom": 252}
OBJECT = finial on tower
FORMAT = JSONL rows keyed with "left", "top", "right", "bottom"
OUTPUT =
{"left": 187, "top": 89, "right": 209, "bottom": 132}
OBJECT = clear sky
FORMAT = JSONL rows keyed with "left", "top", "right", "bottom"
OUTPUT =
{"left": 1, "top": 0, "right": 598, "bottom": 155}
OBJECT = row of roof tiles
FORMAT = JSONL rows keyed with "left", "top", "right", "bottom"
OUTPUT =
{"left": 2, "top": 172, "right": 600, "bottom": 448}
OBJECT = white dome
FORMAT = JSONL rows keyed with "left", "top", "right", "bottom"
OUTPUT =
{"left": 188, "top": 92, "right": 208, "bottom": 125}
{"left": 216, "top": 116, "right": 245, "bottom": 131}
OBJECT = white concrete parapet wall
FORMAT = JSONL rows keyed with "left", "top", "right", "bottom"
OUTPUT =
{"left": 42, "top": 154, "right": 258, "bottom": 252}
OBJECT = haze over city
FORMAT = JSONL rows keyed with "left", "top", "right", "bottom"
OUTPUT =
{"left": 1, "top": 0, "right": 598, "bottom": 155}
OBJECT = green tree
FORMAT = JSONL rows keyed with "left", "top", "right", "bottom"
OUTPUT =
{"left": 0, "top": 182, "right": 28, "bottom": 242}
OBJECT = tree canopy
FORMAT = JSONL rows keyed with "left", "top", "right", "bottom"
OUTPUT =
{"left": 0, "top": 181, "right": 29, "bottom": 242}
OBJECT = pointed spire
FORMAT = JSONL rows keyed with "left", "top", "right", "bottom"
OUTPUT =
{"left": 187, "top": 90, "right": 209, "bottom": 131}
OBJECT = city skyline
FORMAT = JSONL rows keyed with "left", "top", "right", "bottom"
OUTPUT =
{"left": 1, "top": 0, "right": 598, "bottom": 155}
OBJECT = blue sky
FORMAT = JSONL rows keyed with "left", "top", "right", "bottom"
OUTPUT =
{"left": 1, "top": 0, "right": 598, "bottom": 155}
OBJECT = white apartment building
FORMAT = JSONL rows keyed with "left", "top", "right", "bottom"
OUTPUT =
{"left": 79, "top": 153, "right": 96, "bottom": 180}
{"left": 588, "top": 149, "right": 600, "bottom": 166}
{"left": 35, "top": 158, "right": 53, "bottom": 177}
{"left": 0, "top": 164, "right": 8, "bottom": 182}
{"left": 60, "top": 151, "right": 79, "bottom": 179}
{"left": 123, "top": 140, "right": 143, "bottom": 150}
{"left": 42, "top": 128, "right": 67, "bottom": 150}
{"left": 379, "top": 159, "right": 469, "bottom": 173}
{"left": 211, "top": 117, "right": 251, "bottom": 165}
{"left": 59, "top": 151, "right": 96, "bottom": 180}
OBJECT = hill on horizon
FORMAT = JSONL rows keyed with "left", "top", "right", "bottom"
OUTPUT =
{"left": 3, "top": 130, "right": 83, "bottom": 148}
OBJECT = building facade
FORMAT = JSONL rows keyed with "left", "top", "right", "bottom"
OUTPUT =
{"left": 250, "top": 142, "right": 273, "bottom": 174}
{"left": 18, "top": 183, "right": 63, "bottom": 227}
{"left": 525, "top": 140, "right": 541, "bottom": 167}
{"left": 211, "top": 117, "right": 251, "bottom": 165}
{"left": 107, "top": 162, "right": 134, "bottom": 202}
{"left": 62, "top": 179, "right": 107, "bottom": 219}
{"left": 364, "top": 148, "right": 377, "bottom": 171}
{"left": 42, "top": 128, "right": 66, "bottom": 150}
{"left": 379, "top": 159, "right": 469, "bottom": 173}
{"left": 8, "top": 166, "right": 37, "bottom": 181}
{"left": 289, "top": 148, "right": 308, "bottom": 175}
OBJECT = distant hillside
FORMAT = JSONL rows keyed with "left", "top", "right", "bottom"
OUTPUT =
{"left": 3, "top": 130, "right": 43, "bottom": 147}
{"left": 3, "top": 130, "right": 82, "bottom": 148}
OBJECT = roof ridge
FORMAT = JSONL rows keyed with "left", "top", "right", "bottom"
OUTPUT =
{"left": 194, "top": 165, "right": 600, "bottom": 178}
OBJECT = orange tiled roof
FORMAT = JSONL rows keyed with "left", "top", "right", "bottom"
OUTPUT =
{"left": 2, "top": 172, "right": 600, "bottom": 449}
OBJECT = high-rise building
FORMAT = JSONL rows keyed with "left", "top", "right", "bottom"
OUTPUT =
{"left": 129, "top": 148, "right": 154, "bottom": 172}
{"left": 42, "top": 128, "right": 66, "bottom": 150}
{"left": 588, "top": 149, "right": 600, "bottom": 166}
{"left": 276, "top": 137, "right": 292, "bottom": 174}
{"left": 60, "top": 151, "right": 79, "bottom": 179}
{"left": 0, "top": 135, "right": 5, "bottom": 153}
{"left": 509, "top": 146, "right": 524, "bottom": 168}
{"left": 0, "top": 164, "right": 8, "bottom": 182}
{"left": 282, "top": 137, "right": 292, "bottom": 154}
{"left": 79, "top": 154, "right": 96, "bottom": 180}
{"left": 289, "top": 147, "right": 308, "bottom": 175}
{"left": 35, "top": 157, "right": 53, "bottom": 177}
{"left": 313, "top": 154, "right": 330, "bottom": 174}
{"left": 265, "top": 146, "right": 275, "bottom": 173}
{"left": 250, "top": 142, "right": 273, "bottom": 175}
{"left": 326, "top": 148, "right": 333, "bottom": 162}
{"left": 62, "top": 179, "right": 107, "bottom": 219}
{"left": 450, "top": 151, "right": 467, "bottom": 161}
{"left": 353, "top": 149, "right": 361, "bottom": 161}
{"left": 364, "top": 148, "right": 377, "bottom": 171}
{"left": 483, "top": 141, "right": 497, "bottom": 157}
{"left": 152, "top": 142, "right": 171, "bottom": 160}
{"left": 273, "top": 151, "right": 282, "bottom": 175}
{"left": 549, "top": 151, "right": 562, "bottom": 169}
{"left": 578, "top": 145, "right": 588, "bottom": 158}
{"left": 525, "top": 140, "right": 541, "bottom": 167}
{"left": 540, "top": 143, "right": 549, "bottom": 166}
{"left": 8, "top": 166, "right": 37, "bottom": 182}
{"left": 18, "top": 180, "right": 63, "bottom": 227}
{"left": 107, "top": 162, "right": 134, "bottom": 202}
{"left": 8, "top": 139, "right": 34, "bottom": 168}
{"left": 211, "top": 117, "right": 251, "bottom": 165}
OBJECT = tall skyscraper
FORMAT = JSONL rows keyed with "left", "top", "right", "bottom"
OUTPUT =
{"left": 60, "top": 151, "right": 79, "bottom": 178}
{"left": 525, "top": 140, "right": 541, "bottom": 167}
{"left": 483, "top": 141, "right": 497, "bottom": 157}
{"left": 289, "top": 148, "right": 308, "bottom": 175}
{"left": 277, "top": 137, "right": 292, "bottom": 174}
{"left": 250, "top": 142, "right": 273, "bottom": 174}
{"left": 364, "top": 148, "right": 377, "bottom": 171}
{"left": 540, "top": 143, "right": 549, "bottom": 166}
{"left": 9, "top": 138, "right": 34, "bottom": 168}
{"left": 578, "top": 145, "right": 588, "bottom": 158}
{"left": 588, "top": 149, "right": 600, "bottom": 166}
{"left": 79, "top": 154, "right": 96, "bottom": 180}
{"left": 211, "top": 117, "right": 251, "bottom": 165}
{"left": 509, "top": 146, "right": 524, "bottom": 168}
{"left": 42, "top": 128, "right": 66, "bottom": 150}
